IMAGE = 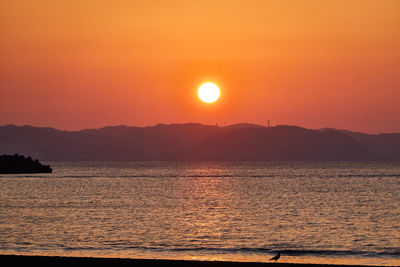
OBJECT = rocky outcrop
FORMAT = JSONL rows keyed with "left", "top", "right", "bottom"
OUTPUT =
{"left": 0, "top": 154, "right": 52, "bottom": 174}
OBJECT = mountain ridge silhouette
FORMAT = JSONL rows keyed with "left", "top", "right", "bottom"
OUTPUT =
{"left": 1, "top": 123, "right": 399, "bottom": 161}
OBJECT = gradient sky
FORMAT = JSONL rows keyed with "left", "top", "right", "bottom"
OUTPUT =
{"left": 1, "top": 0, "right": 399, "bottom": 133}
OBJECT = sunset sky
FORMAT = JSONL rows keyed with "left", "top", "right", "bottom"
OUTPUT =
{"left": 1, "top": 0, "right": 399, "bottom": 133}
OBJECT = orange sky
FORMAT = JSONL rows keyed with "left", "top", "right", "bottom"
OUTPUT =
{"left": 1, "top": 0, "right": 399, "bottom": 133}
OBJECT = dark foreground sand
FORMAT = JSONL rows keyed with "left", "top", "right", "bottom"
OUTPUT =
{"left": 0, "top": 255, "right": 377, "bottom": 267}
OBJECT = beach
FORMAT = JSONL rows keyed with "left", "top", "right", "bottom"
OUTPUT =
{"left": 0, "top": 255, "right": 377, "bottom": 267}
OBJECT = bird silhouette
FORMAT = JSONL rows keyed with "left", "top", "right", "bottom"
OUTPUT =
{"left": 269, "top": 252, "right": 280, "bottom": 262}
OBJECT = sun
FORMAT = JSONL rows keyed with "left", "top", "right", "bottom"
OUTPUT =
{"left": 198, "top": 82, "right": 221, "bottom": 103}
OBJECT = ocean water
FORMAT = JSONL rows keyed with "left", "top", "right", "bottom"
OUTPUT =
{"left": 0, "top": 161, "right": 399, "bottom": 266}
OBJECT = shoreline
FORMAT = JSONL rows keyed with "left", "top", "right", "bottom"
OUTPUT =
{"left": 0, "top": 255, "right": 384, "bottom": 267}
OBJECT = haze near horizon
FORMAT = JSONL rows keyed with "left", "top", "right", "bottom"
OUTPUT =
{"left": 1, "top": 0, "right": 399, "bottom": 133}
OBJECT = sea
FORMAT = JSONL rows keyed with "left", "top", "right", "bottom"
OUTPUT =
{"left": 0, "top": 161, "right": 399, "bottom": 266}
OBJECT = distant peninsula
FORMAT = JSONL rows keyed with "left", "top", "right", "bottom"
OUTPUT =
{"left": 0, "top": 154, "right": 52, "bottom": 174}
{"left": 0, "top": 123, "right": 399, "bottom": 161}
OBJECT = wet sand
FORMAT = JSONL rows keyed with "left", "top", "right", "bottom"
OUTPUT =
{"left": 0, "top": 255, "right": 377, "bottom": 267}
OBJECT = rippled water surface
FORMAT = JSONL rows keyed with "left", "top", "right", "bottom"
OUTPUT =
{"left": 0, "top": 161, "right": 399, "bottom": 265}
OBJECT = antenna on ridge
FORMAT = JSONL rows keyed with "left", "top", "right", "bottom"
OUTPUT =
{"left": 267, "top": 120, "right": 270, "bottom": 128}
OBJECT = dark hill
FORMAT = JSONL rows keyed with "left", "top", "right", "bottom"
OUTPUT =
{"left": 190, "top": 126, "right": 372, "bottom": 161}
{"left": 320, "top": 128, "right": 400, "bottom": 160}
{"left": 0, "top": 123, "right": 398, "bottom": 161}
{"left": 340, "top": 130, "right": 400, "bottom": 160}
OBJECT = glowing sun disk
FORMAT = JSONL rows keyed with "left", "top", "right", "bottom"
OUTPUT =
{"left": 198, "top": 82, "right": 220, "bottom": 103}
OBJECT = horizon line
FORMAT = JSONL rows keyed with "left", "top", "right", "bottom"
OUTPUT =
{"left": 1, "top": 122, "right": 398, "bottom": 135}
